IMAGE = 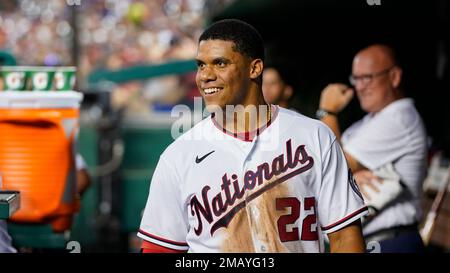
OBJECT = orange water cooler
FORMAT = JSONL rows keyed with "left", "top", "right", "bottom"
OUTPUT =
{"left": 0, "top": 91, "right": 83, "bottom": 232}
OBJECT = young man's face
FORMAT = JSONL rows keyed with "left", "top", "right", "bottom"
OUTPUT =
{"left": 195, "top": 39, "right": 252, "bottom": 111}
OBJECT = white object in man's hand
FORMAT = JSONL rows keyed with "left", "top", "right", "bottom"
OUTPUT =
{"left": 355, "top": 163, "right": 403, "bottom": 213}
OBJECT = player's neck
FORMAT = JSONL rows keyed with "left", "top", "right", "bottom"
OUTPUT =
{"left": 220, "top": 94, "right": 271, "bottom": 134}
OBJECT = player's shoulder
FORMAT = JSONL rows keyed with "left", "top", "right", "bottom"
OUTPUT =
{"left": 277, "top": 107, "right": 336, "bottom": 138}
{"left": 159, "top": 116, "right": 213, "bottom": 160}
{"left": 278, "top": 107, "right": 318, "bottom": 125}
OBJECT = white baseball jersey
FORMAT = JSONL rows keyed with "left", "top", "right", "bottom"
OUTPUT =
{"left": 138, "top": 106, "right": 367, "bottom": 252}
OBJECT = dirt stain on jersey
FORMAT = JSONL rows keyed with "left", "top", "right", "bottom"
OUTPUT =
{"left": 221, "top": 176, "right": 295, "bottom": 252}
{"left": 221, "top": 207, "right": 254, "bottom": 252}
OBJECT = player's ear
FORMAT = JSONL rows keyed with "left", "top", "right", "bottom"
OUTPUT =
{"left": 390, "top": 66, "right": 402, "bottom": 89}
{"left": 249, "top": 59, "right": 264, "bottom": 80}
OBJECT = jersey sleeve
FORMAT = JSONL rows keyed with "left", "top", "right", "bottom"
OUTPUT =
{"left": 317, "top": 139, "right": 368, "bottom": 234}
{"left": 342, "top": 113, "right": 412, "bottom": 170}
{"left": 137, "top": 156, "right": 189, "bottom": 251}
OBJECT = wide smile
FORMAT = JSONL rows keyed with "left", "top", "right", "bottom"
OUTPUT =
{"left": 203, "top": 87, "right": 223, "bottom": 96}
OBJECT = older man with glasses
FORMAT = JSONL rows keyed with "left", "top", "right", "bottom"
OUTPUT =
{"left": 317, "top": 44, "right": 428, "bottom": 252}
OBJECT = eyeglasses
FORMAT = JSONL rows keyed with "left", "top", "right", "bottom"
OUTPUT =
{"left": 349, "top": 66, "right": 395, "bottom": 86}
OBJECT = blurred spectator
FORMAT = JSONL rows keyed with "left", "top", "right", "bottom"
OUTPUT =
{"left": 318, "top": 44, "right": 428, "bottom": 253}
{"left": 262, "top": 63, "right": 295, "bottom": 109}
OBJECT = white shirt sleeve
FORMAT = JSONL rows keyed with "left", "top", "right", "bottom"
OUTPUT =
{"left": 317, "top": 140, "right": 368, "bottom": 234}
{"left": 75, "top": 154, "right": 86, "bottom": 171}
{"left": 343, "top": 113, "right": 413, "bottom": 170}
{"left": 137, "top": 156, "right": 189, "bottom": 251}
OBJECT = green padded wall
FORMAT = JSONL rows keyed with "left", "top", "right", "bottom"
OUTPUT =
{"left": 119, "top": 126, "right": 174, "bottom": 233}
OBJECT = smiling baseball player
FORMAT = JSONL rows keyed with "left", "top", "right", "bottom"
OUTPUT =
{"left": 138, "top": 19, "right": 368, "bottom": 253}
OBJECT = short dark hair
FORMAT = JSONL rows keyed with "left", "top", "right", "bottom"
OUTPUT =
{"left": 199, "top": 19, "right": 265, "bottom": 62}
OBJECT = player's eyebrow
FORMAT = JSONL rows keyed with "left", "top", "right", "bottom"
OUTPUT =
{"left": 195, "top": 57, "right": 231, "bottom": 67}
{"left": 195, "top": 59, "right": 205, "bottom": 66}
{"left": 212, "top": 57, "right": 230, "bottom": 65}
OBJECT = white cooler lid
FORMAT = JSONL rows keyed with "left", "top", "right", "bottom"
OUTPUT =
{"left": 0, "top": 91, "right": 83, "bottom": 109}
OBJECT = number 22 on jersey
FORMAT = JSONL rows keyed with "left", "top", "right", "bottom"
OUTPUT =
{"left": 276, "top": 197, "right": 318, "bottom": 242}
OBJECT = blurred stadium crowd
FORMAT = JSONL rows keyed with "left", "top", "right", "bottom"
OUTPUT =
{"left": 0, "top": 0, "right": 206, "bottom": 65}
{"left": 0, "top": 0, "right": 207, "bottom": 95}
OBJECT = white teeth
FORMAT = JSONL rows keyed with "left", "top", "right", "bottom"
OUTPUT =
{"left": 204, "top": 88, "right": 221, "bottom": 94}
